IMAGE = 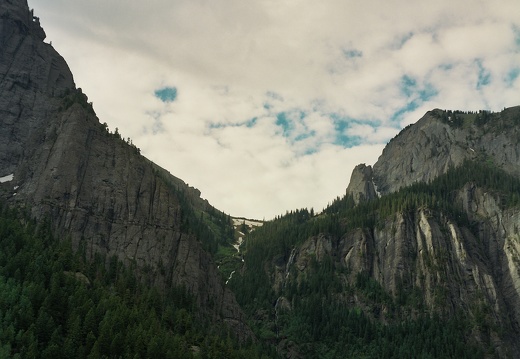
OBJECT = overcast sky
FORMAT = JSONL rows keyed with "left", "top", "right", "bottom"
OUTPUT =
{"left": 30, "top": 0, "right": 520, "bottom": 219}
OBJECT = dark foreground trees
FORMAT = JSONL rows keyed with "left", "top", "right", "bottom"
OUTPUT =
{"left": 0, "top": 204, "right": 269, "bottom": 359}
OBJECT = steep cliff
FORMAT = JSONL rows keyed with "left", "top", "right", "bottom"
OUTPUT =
{"left": 345, "top": 163, "right": 378, "bottom": 204}
{"left": 366, "top": 107, "right": 520, "bottom": 195}
{"left": 0, "top": 0, "right": 251, "bottom": 338}
{"left": 231, "top": 115, "right": 520, "bottom": 356}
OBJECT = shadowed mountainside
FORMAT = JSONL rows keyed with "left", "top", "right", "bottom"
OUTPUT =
{"left": 0, "top": 0, "right": 251, "bottom": 340}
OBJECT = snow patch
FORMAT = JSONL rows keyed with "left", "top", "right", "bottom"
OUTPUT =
{"left": 0, "top": 174, "right": 14, "bottom": 183}
{"left": 232, "top": 217, "right": 264, "bottom": 228}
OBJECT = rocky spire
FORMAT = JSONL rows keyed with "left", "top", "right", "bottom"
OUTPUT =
{"left": 346, "top": 163, "right": 377, "bottom": 204}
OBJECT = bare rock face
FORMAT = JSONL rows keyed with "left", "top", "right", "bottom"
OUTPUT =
{"left": 0, "top": 0, "right": 251, "bottom": 339}
{"left": 278, "top": 108, "right": 520, "bottom": 354}
{"left": 371, "top": 108, "right": 520, "bottom": 195}
{"left": 279, "top": 186, "right": 520, "bottom": 355}
{"left": 346, "top": 164, "right": 377, "bottom": 204}
{"left": 0, "top": 0, "right": 74, "bottom": 175}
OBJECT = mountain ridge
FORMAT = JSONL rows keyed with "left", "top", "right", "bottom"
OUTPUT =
{"left": 346, "top": 107, "right": 520, "bottom": 204}
{"left": 3, "top": 1, "right": 520, "bottom": 357}
{"left": 232, "top": 158, "right": 520, "bottom": 357}
{"left": 0, "top": 0, "right": 252, "bottom": 340}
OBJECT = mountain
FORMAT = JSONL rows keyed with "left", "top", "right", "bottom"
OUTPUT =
{"left": 347, "top": 108, "right": 520, "bottom": 202}
{"left": 0, "top": 0, "right": 252, "bottom": 342}
{"left": 3, "top": 1, "right": 520, "bottom": 358}
{"left": 230, "top": 108, "right": 520, "bottom": 358}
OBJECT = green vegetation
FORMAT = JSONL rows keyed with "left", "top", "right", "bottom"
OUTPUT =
{"left": 60, "top": 88, "right": 95, "bottom": 115}
{"left": 214, "top": 244, "right": 242, "bottom": 281}
{"left": 234, "top": 250, "right": 486, "bottom": 358}
{"left": 431, "top": 107, "right": 520, "bottom": 134}
{"left": 2, "top": 151, "right": 517, "bottom": 358}
{"left": 0, "top": 204, "right": 268, "bottom": 358}
{"left": 229, "top": 159, "right": 518, "bottom": 358}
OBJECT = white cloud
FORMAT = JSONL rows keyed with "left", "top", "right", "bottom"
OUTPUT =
{"left": 29, "top": 0, "right": 520, "bottom": 219}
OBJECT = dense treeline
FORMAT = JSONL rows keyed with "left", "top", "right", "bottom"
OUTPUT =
{"left": 238, "top": 159, "right": 520, "bottom": 280}
{"left": 229, "top": 159, "right": 516, "bottom": 358}
{"left": 327, "top": 159, "right": 520, "bottom": 222}
{"left": 276, "top": 262, "right": 483, "bottom": 358}
{"left": 237, "top": 159, "right": 520, "bottom": 295}
{"left": 0, "top": 204, "right": 270, "bottom": 358}
{"left": 235, "top": 250, "right": 486, "bottom": 358}
{"left": 431, "top": 107, "right": 520, "bottom": 133}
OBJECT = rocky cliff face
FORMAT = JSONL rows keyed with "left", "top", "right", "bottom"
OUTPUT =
{"left": 0, "top": 0, "right": 74, "bottom": 176}
{"left": 270, "top": 184, "right": 520, "bottom": 355}
{"left": 238, "top": 108, "right": 520, "bottom": 356}
{"left": 342, "top": 109, "right": 520, "bottom": 351}
{"left": 351, "top": 107, "right": 520, "bottom": 196}
{"left": 0, "top": 0, "right": 251, "bottom": 339}
{"left": 345, "top": 163, "right": 378, "bottom": 204}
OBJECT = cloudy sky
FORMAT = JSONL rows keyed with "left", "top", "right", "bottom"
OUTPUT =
{"left": 30, "top": 0, "right": 520, "bottom": 219}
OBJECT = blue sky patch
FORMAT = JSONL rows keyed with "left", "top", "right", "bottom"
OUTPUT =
{"left": 208, "top": 117, "right": 258, "bottom": 130}
{"left": 263, "top": 91, "right": 284, "bottom": 110}
{"left": 244, "top": 117, "right": 258, "bottom": 128}
{"left": 266, "top": 91, "right": 283, "bottom": 101}
{"left": 295, "top": 131, "right": 315, "bottom": 142}
{"left": 513, "top": 25, "right": 520, "bottom": 48}
{"left": 397, "top": 76, "right": 437, "bottom": 121}
{"left": 273, "top": 111, "right": 325, "bottom": 155}
{"left": 343, "top": 49, "right": 363, "bottom": 58}
{"left": 506, "top": 68, "right": 520, "bottom": 86}
{"left": 392, "top": 32, "right": 414, "bottom": 49}
{"left": 400, "top": 75, "right": 417, "bottom": 97}
{"left": 419, "top": 83, "right": 438, "bottom": 102}
{"left": 391, "top": 82, "right": 437, "bottom": 123}
{"left": 275, "top": 111, "right": 307, "bottom": 138}
{"left": 334, "top": 131, "right": 362, "bottom": 148}
{"left": 154, "top": 86, "right": 177, "bottom": 102}
{"left": 275, "top": 113, "right": 292, "bottom": 137}
{"left": 438, "top": 63, "right": 453, "bottom": 71}
{"left": 400, "top": 76, "right": 437, "bottom": 101}
{"left": 330, "top": 115, "right": 364, "bottom": 148}
{"left": 476, "top": 60, "right": 491, "bottom": 89}
{"left": 391, "top": 101, "right": 420, "bottom": 122}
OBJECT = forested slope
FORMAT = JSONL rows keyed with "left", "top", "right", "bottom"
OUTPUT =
{"left": 0, "top": 203, "right": 275, "bottom": 358}
{"left": 0, "top": 0, "right": 251, "bottom": 340}
{"left": 229, "top": 160, "right": 520, "bottom": 358}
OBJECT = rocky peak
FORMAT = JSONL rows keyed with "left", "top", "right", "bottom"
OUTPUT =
{"left": 345, "top": 163, "right": 377, "bottom": 204}
{"left": 347, "top": 107, "right": 520, "bottom": 200}
{"left": 1, "top": 0, "right": 74, "bottom": 176}
{"left": 1, "top": 0, "right": 46, "bottom": 41}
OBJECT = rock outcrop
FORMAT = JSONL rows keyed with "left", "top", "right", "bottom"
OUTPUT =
{"left": 0, "top": 0, "right": 251, "bottom": 339}
{"left": 346, "top": 163, "right": 378, "bottom": 204}
{"left": 346, "top": 108, "right": 520, "bottom": 198}
{"left": 267, "top": 109, "right": 520, "bottom": 356}
{"left": 0, "top": 0, "right": 74, "bottom": 176}
{"left": 276, "top": 185, "right": 520, "bottom": 355}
